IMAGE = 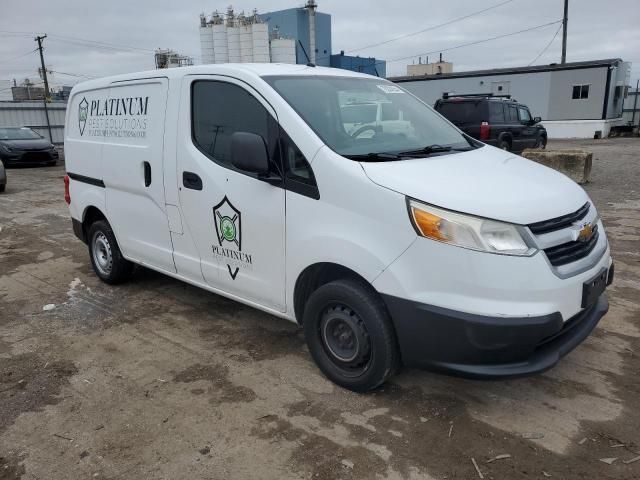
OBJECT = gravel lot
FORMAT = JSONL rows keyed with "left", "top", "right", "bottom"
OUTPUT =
{"left": 1, "top": 138, "right": 639, "bottom": 479}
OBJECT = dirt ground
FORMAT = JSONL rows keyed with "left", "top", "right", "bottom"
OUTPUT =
{"left": 1, "top": 138, "right": 639, "bottom": 479}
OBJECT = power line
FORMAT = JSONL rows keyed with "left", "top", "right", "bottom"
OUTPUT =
{"left": 0, "top": 48, "right": 38, "bottom": 64}
{"left": 345, "top": 0, "right": 518, "bottom": 55}
{"left": 385, "top": 19, "right": 563, "bottom": 67}
{"left": 47, "top": 36, "right": 156, "bottom": 55}
{"left": 528, "top": 22, "right": 563, "bottom": 66}
{"left": 50, "top": 70, "right": 95, "bottom": 79}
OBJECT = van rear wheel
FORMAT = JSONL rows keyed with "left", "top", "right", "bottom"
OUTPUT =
{"left": 88, "top": 220, "right": 133, "bottom": 284}
{"left": 303, "top": 278, "right": 399, "bottom": 392}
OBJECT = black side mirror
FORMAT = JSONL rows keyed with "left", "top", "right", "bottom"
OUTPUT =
{"left": 230, "top": 132, "right": 269, "bottom": 174}
{"left": 533, "top": 116, "right": 542, "bottom": 124}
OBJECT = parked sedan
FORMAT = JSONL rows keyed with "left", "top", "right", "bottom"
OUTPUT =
{"left": 0, "top": 127, "right": 59, "bottom": 166}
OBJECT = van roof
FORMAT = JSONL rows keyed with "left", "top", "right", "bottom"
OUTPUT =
{"left": 70, "top": 63, "right": 377, "bottom": 93}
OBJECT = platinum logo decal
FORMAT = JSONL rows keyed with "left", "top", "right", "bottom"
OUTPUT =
{"left": 212, "top": 196, "right": 252, "bottom": 280}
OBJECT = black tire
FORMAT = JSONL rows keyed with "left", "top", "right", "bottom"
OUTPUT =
{"left": 498, "top": 138, "right": 511, "bottom": 151}
{"left": 87, "top": 219, "right": 133, "bottom": 284}
{"left": 0, "top": 184, "right": 5, "bottom": 193}
{"left": 303, "top": 278, "right": 400, "bottom": 392}
{"left": 47, "top": 160, "right": 57, "bottom": 166}
{"left": 536, "top": 135, "right": 547, "bottom": 149}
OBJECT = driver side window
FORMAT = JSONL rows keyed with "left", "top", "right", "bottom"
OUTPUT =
{"left": 191, "top": 80, "right": 279, "bottom": 175}
{"left": 518, "top": 107, "right": 532, "bottom": 124}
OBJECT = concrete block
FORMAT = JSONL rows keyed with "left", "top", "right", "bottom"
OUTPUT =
{"left": 521, "top": 149, "right": 592, "bottom": 184}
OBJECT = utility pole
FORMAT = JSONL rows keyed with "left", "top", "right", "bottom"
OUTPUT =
{"left": 561, "top": 0, "right": 568, "bottom": 64}
{"left": 35, "top": 34, "right": 53, "bottom": 142}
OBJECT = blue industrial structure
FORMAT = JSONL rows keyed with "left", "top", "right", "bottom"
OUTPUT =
{"left": 259, "top": 7, "right": 332, "bottom": 67}
{"left": 330, "top": 51, "right": 386, "bottom": 78}
{"left": 258, "top": 4, "right": 386, "bottom": 76}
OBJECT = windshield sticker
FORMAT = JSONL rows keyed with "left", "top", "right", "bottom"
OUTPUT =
{"left": 376, "top": 84, "right": 405, "bottom": 94}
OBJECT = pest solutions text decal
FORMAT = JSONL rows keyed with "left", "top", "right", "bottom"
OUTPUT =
{"left": 78, "top": 96, "right": 149, "bottom": 138}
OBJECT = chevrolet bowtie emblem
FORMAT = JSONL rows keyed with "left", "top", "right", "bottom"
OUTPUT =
{"left": 577, "top": 223, "right": 594, "bottom": 242}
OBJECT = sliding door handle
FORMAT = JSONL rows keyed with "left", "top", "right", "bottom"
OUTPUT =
{"left": 143, "top": 161, "right": 151, "bottom": 187}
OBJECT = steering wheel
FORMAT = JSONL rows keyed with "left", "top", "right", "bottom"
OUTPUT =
{"left": 350, "top": 125, "right": 379, "bottom": 139}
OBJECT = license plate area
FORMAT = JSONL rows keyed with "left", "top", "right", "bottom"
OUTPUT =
{"left": 581, "top": 268, "right": 607, "bottom": 308}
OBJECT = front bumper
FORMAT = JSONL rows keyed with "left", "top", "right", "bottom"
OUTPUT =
{"left": 0, "top": 149, "right": 58, "bottom": 165}
{"left": 383, "top": 293, "right": 609, "bottom": 378}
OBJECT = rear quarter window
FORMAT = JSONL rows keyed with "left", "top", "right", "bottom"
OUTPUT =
{"left": 489, "top": 102, "right": 505, "bottom": 123}
{"left": 435, "top": 101, "right": 487, "bottom": 124}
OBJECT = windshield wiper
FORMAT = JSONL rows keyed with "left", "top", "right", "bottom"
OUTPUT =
{"left": 397, "top": 144, "right": 476, "bottom": 157}
{"left": 343, "top": 152, "right": 405, "bottom": 162}
{"left": 396, "top": 144, "right": 453, "bottom": 156}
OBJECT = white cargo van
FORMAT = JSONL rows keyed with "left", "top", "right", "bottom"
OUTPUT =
{"left": 64, "top": 64, "right": 613, "bottom": 391}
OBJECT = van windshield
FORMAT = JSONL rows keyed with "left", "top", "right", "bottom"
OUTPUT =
{"left": 263, "top": 75, "right": 477, "bottom": 159}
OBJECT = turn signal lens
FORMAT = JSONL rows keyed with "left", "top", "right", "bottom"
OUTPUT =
{"left": 412, "top": 209, "right": 447, "bottom": 241}
{"left": 408, "top": 199, "right": 536, "bottom": 256}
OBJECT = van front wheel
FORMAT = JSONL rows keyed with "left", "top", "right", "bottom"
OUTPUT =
{"left": 303, "top": 279, "right": 399, "bottom": 392}
{"left": 88, "top": 220, "right": 133, "bottom": 284}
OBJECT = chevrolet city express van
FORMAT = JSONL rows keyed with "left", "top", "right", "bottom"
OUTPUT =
{"left": 64, "top": 64, "right": 613, "bottom": 392}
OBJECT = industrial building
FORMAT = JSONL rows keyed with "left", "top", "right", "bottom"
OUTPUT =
{"left": 392, "top": 59, "right": 632, "bottom": 139}
{"left": 406, "top": 55, "right": 453, "bottom": 77}
{"left": 259, "top": 1, "right": 330, "bottom": 66}
{"left": 154, "top": 49, "right": 194, "bottom": 69}
{"left": 10, "top": 82, "right": 45, "bottom": 101}
{"left": 329, "top": 51, "right": 385, "bottom": 78}
{"left": 199, "top": 2, "right": 386, "bottom": 76}
{"left": 199, "top": 8, "right": 280, "bottom": 64}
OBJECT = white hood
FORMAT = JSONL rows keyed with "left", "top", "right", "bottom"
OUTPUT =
{"left": 361, "top": 146, "right": 589, "bottom": 225}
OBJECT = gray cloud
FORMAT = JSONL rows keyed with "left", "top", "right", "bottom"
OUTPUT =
{"left": 1, "top": 0, "right": 638, "bottom": 88}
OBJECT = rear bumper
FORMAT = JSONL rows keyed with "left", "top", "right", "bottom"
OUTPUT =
{"left": 382, "top": 293, "right": 609, "bottom": 379}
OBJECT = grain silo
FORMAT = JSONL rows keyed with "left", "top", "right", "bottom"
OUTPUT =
{"left": 270, "top": 38, "right": 296, "bottom": 64}
{"left": 251, "top": 11, "right": 269, "bottom": 63}
{"left": 211, "top": 11, "right": 228, "bottom": 64}
{"left": 226, "top": 8, "right": 242, "bottom": 63}
{"left": 238, "top": 14, "right": 254, "bottom": 63}
{"left": 199, "top": 13, "right": 215, "bottom": 64}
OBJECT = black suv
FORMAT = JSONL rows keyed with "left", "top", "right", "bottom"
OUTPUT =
{"left": 434, "top": 94, "right": 547, "bottom": 152}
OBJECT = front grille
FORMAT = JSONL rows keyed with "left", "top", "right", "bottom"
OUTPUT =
{"left": 543, "top": 225, "right": 599, "bottom": 266}
{"left": 528, "top": 202, "right": 590, "bottom": 235}
{"left": 21, "top": 152, "right": 51, "bottom": 163}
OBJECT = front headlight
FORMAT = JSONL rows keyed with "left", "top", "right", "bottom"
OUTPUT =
{"left": 408, "top": 199, "right": 536, "bottom": 256}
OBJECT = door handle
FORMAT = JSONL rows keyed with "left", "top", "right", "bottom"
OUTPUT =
{"left": 143, "top": 161, "right": 151, "bottom": 187}
{"left": 182, "top": 171, "right": 203, "bottom": 191}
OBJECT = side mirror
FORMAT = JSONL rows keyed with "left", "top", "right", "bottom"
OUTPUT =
{"left": 230, "top": 132, "right": 269, "bottom": 174}
{"left": 533, "top": 116, "right": 542, "bottom": 124}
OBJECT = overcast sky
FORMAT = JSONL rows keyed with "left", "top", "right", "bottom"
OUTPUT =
{"left": 1, "top": 0, "right": 639, "bottom": 89}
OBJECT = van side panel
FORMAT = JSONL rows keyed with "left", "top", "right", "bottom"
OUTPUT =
{"left": 65, "top": 87, "right": 108, "bottom": 222}
{"left": 100, "top": 79, "right": 175, "bottom": 272}
{"left": 284, "top": 149, "right": 417, "bottom": 319}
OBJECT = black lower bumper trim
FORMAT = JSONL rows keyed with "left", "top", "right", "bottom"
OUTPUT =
{"left": 382, "top": 294, "right": 608, "bottom": 379}
{"left": 72, "top": 218, "right": 87, "bottom": 244}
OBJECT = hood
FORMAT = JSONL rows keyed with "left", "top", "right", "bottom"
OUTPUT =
{"left": 360, "top": 146, "right": 589, "bottom": 225}
{"left": 0, "top": 138, "right": 53, "bottom": 151}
